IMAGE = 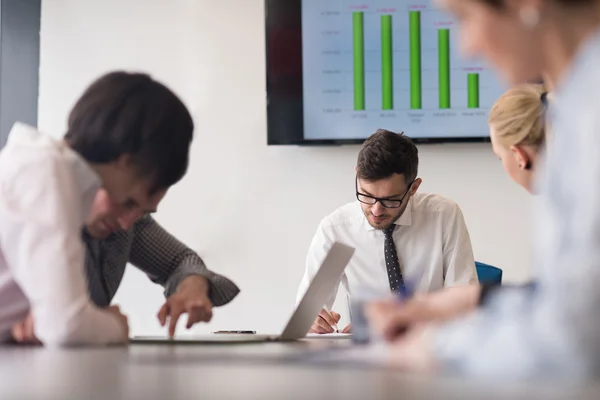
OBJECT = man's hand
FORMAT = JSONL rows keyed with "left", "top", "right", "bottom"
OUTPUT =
{"left": 366, "top": 285, "right": 480, "bottom": 341}
{"left": 309, "top": 309, "right": 341, "bottom": 334}
{"left": 12, "top": 305, "right": 130, "bottom": 344}
{"left": 107, "top": 305, "right": 130, "bottom": 340}
{"left": 341, "top": 323, "right": 352, "bottom": 333}
{"left": 11, "top": 312, "right": 40, "bottom": 344}
{"left": 157, "top": 275, "right": 213, "bottom": 337}
{"left": 385, "top": 324, "right": 437, "bottom": 372}
{"left": 366, "top": 300, "right": 410, "bottom": 340}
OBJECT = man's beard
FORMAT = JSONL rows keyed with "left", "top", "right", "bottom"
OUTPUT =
{"left": 363, "top": 207, "right": 405, "bottom": 230}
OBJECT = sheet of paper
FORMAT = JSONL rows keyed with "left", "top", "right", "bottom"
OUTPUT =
{"left": 306, "top": 333, "right": 352, "bottom": 338}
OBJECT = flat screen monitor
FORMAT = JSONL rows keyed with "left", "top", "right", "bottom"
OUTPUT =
{"left": 265, "top": 0, "right": 507, "bottom": 145}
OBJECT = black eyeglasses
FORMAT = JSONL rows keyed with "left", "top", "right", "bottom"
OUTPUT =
{"left": 355, "top": 178, "right": 414, "bottom": 209}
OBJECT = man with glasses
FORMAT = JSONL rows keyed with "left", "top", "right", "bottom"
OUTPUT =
{"left": 297, "top": 129, "right": 477, "bottom": 334}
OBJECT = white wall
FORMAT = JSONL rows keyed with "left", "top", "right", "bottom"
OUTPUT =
{"left": 38, "top": 0, "right": 533, "bottom": 336}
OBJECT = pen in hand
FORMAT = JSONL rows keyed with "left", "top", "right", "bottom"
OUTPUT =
{"left": 394, "top": 270, "right": 422, "bottom": 303}
{"left": 321, "top": 307, "right": 340, "bottom": 333}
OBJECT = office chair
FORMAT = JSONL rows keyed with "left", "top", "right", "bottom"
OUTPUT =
{"left": 475, "top": 261, "right": 503, "bottom": 285}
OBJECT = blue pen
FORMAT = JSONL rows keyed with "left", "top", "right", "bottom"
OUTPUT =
{"left": 395, "top": 270, "right": 422, "bottom": 301}
{"left": 351, "top": 270, "right": 423, "bottom": 344}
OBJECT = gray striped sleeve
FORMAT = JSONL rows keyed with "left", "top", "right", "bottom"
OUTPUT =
{"left": 129, "top": 215, "right": 240, "bottom": 307}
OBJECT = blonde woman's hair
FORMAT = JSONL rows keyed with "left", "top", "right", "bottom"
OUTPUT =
{"left": 488, "top": 83, "right": 549, "bottom": 150}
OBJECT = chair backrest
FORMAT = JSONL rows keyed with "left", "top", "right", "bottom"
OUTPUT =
{"left": 475, "top": 261, "right": 503, "bottom": 285}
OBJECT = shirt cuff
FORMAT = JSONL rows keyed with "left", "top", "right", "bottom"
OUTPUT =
{"left": 163, "top": 257, "right": 240, "bottom": 307}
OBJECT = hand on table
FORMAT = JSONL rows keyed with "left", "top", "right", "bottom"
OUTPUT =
{"left": 12, "top": 304, "right": 129, "bottom": 344}
{"left": 107, "top": 305, "right": 130, "bottom": 340}
{"left": 365, "top": 285, "right": 480, "bottom": 341}
{"left": 11, "top": 312, "right": 40, "bottom": 344}
{"left": 158, "top": 275, "right": 213, "bottom": 337}
{"left": 383, "top": 324, "right": 437, "bottom": 372}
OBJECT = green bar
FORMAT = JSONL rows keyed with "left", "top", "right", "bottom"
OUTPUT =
{"left": 467, "top": 73, "right": 480, "bottom": 108}
{"left": 438, "top": 29, "right": 450, "bottom": 109}
{"left": 409, "top": 11, "right": 422, "bottom": 109}
{"left": 353, "top": 12, "right": 365, "bottom": 111}
{"left": 381, "top": 15, "right": 393, "bottom": 110}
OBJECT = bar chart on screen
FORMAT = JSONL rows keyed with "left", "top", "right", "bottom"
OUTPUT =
{"left": 301, "top": 0, "right": 505, "bottom": 140}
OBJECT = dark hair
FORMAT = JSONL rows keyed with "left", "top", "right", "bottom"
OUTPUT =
{"left": 357, "top": 129, "right": 418, "bottom": 182}
{"left": 65, "top": 71, "right": 194, "bottom": 193}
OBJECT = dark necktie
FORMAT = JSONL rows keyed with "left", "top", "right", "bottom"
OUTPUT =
{"left": 384, "top": 225, "right": 406, "bottom": 294}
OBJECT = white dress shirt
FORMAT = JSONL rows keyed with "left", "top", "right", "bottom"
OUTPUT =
{"left": 434, "top": 29, "right": 600, "bottom": 379}
{"left": 0, "top": 123, "right": 125, "bottom": 346}
{"left": 297, "top": 192, "right": 477, "bottom": 308}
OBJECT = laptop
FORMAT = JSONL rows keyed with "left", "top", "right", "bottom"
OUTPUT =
{"left": 132, "top": 242, "right": 355, "bottom": 344}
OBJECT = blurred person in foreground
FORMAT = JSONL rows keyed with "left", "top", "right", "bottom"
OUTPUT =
{"left": 368, "top": 0, "right": 600, "bottom": 379}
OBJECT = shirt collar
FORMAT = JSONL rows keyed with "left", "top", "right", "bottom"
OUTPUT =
{"left": 8, "top": 122, "right": 101, "bottom": 216}
{"left": 364, "top": 196, "right": 413, "bottom": 231}
{"left": 64, "top": 145, "right": 101, "bottom": 218}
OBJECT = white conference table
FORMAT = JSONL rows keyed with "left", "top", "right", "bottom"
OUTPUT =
{"left": 1, "top": 338, "right": 599, "bottom": 400}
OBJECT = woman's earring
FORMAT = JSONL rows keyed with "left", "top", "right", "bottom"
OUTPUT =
{"left": 520, "top": 7, "right": 540, "bottom": 29}
{"left": 519, "top": 162, "right": 532, "bottom": 170}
